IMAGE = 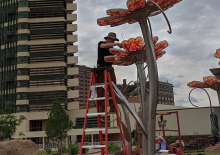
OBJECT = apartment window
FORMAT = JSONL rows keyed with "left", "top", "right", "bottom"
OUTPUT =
{"left": 17, "top": 81, "right": 29, "bottom": 87}
{"left": 18, "top": 23, "right": 29, "bottom": 29}
{"left": 18, "top": 12, "right": 29, "bottom": 18}
{"left": 17, "top": 56, "right": 29, "bottom": 64}
{"left": 17, "top": 68, "right": 29, "bottom": 75}
{"left": 18, "top": 45, "right": 29, "bottom": 52}
{"left": 30, "top": 120, "right": 43, "bottom": 131}
{"left": 17, "top": 105, "right": 29, "bottom": 112}
{"left": 18, "top": 1, "right": 28, "bottom": 7}
{"left": 18, "top": 34, "right": 29, "bottom": 40}
{"left": 16, "top": 93, "right": 28, "bottom": 100}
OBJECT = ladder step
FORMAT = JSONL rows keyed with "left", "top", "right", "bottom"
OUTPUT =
{"left": 89, "top": 97, "right": 105, "bottom": 101}
{"left": 87, "top": 112, "right": 106, "bottom": 117}
{"left": 85, "top": 128, "right": 105, "bottom": 132}
{"left": 82, "top": 145, "right": 106, "bottom": 149}
{"left": 91, "top": 83, "right": 105, "bottom": 88}
{"left": 89, "top": 97, "right": 112, "bottom": 101}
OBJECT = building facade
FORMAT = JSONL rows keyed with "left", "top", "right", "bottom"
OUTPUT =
{"left": 0, "top": 0, "right": 78, "bottom": 112}
{"left": 0, "top": 0, "right": 80, "bottom": 147}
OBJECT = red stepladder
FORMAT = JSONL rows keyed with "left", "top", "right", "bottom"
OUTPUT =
{"left": 79, "top": 68, "right": 128, "bottom": 155}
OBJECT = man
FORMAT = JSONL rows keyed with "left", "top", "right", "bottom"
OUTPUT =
{"left": 97, "top": 32, "right": 122, "bottom": 83}
{"left": 96, "top": 32, "right": 121, "bottom": 112}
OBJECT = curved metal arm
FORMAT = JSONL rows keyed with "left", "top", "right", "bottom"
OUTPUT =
{"left": 150, "top": 0, "right": 172, "bottom": 34}
{"left": 147, "top": 18, "right": 153, "bottom": 38}
{"left": 188, "top": 88, "right": 213, "bottom": 114}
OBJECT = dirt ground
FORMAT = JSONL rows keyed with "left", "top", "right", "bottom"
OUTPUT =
{"left": 0, "top": 140, "right": 39, "bottom": 155}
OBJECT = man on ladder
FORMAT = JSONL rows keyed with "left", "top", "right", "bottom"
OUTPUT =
{"left": 96, "top": 32, "right": 122, "bottom": 112}
{"left": 80, "top": 32, "right": 128, "bottom": 155}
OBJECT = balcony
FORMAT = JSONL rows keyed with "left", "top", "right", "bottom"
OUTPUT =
{"left": 67, "top": 34, "right": 77, "bottom": 43}
{"left": 67, "top": 67, "right": 79, "bottom": 76}
{"left": 67, "top": 56, "right": 78, "bottom": 65}
{"left": 66, "top": 3, "right": 77, "bottom": 12}
{"left": 67, "top": 79, "right": 79, "bottom": 87}
{"left": 66, "top": 14, "right": 77, "bottom": 22}
{"left": 68, "top": 90, "right": 79, "bottom": 99}
{"left": 67, "top": 45, "right": 78, "bottom": 53}
{"left": 16, "top": 100, "right": 29, "bottom": 106}
{"left": 67, "top": 24, "right": 77, "bottom": 32}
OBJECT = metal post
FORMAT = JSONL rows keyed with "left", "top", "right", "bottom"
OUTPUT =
{"left": 139, "top": 18, "right": 159, "bottom": 155}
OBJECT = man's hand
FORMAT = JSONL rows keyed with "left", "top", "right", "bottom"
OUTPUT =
{"left": 100, "top": 42, "right": 122, "bottom": 49}
{"left": 115, "top": 42, "right": 122, "bottom": 48}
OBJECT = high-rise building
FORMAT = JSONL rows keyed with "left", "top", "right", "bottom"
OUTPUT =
{"left": 0, "top": 0, "right": 80, "bottom": 147}
{"left": 0, "top": 0, "right": 78, "bottom": 113}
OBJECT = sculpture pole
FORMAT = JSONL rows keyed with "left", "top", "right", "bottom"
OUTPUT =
{"left": 139, "top": 18, "right": 159, "bottom": 155}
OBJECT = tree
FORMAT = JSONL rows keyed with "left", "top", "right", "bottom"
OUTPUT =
{"left": 0, "top": 114, "right": 25, "bottom": 140}
{"left": 46, "top": 101, "right": 72, "bottom": 154}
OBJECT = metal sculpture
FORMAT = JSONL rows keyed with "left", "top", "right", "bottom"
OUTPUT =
{"left": 187, "top": 50, "right": 220, "bottom": 144}
{"left": 97, "top": 0, "right": 182, "bottom": 154}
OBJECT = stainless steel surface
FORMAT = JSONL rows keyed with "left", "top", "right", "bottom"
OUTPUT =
{"left": 112, "top": 82, "right": 148, "bottom": 138}
{"left": 139, "top": 18, "right": 159, "bottom": 155}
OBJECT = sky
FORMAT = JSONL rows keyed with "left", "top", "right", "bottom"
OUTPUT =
{"left": 76, "top": 0, "right": 220, "bottom": 107}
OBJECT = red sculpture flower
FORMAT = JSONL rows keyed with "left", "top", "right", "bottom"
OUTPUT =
{"left": 97, "top": 0, "right": 182, "bottom": 27}
{"left": 127, "top": 0, "right": 146, "bottom": 11}
{"left": 104, "top": 36, "right": 168, "bottom": 66}
{"left": 122, "top": 37, "right": 145, "bottom": 52}
{"left": 215, "top": 49, "right": 220, "bottom": 59}
{"left": 203, "top": 76, "right": 219, "bottom": 87}
{"left": 187, "top": 81, "right": 209, "bottom": 89}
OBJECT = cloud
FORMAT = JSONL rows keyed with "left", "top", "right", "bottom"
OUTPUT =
{"left": 77, "top": 0, "right": 220, "bottom": 107}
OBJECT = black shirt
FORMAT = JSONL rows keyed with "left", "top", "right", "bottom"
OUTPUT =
{"left": 97, "top": 41, "right": 113, "bottom": 67}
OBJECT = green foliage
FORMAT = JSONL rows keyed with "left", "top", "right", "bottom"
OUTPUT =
{"left": 46, "top": 101, "right": 72, "bottom": 141}
{"left": 70, "top": 144, "right": 79, "bottom": 155}
{"left": 46, "top": 101, "right": 72, "bottom": 153}
{"left": 0, "top": 114, "right": 24, "bottom": 140}
{"left": 108, "top": 144, "right": 121, "bottom": 154}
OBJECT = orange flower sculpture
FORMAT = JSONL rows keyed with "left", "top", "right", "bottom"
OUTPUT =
{"left": 104, "top": 36, "right": 168, "bottom": 66}
{"left": 215, "top": 49, "right": 220, "bottom": 59}
{"left": 203, "top": 76, "right": 219, "bottom": 87}
{"left": 187, "top": 81, "right": 209, "bottom": 89}
{"left": 122, "top": 37, "right": 145, "bottom": 52}
{"left": 97, "top": 0, "right": 182, "bottom": 27}
{"left": 188, "top": 76, "right": 220, "bottom": 89}
{"left": 127, "top": 0, "right": 146, "bottom": 11}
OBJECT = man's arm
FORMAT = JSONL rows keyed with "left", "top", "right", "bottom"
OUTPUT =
{"left": 100, "top": 42, "right": 122, "bottom": 48}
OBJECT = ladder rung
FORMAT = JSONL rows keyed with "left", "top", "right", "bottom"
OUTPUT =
{"left": 89, "top": 97, "right": 105, "bottom": 101}
{"left": 87, "top": 112, "right": 106, "bottom": 117}
{"left": 85, "top": 128, "right": 105, "bottom": 132}
{"left": 89, "top": 97, "right": 112, "bottom": 101}
{"left": 82, "top": 145, "right": 106, "bottom": 149}
{"left": 91, "top": 83, "right": 105, "bottom": 88}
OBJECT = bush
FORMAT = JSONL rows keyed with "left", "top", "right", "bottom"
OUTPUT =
{"left": 70, "top": 144, "right": 79, "bottom": 155}
{"left": 108, "top": 144, "right": 121, "bottom": 154}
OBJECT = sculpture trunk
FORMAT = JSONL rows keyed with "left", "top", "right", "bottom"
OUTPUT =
{"left": 139, "top": 18, "right": 159, "bottom": 155}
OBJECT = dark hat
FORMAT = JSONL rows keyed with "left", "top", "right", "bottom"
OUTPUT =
{"left": 104, "top": 32, "right": 119, "bottom": 41}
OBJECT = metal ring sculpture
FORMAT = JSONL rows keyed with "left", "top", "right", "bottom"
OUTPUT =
{"left": 188, "top": 88, "right": 213, "bottom": 113}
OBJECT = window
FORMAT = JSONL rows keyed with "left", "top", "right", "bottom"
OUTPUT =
{"left": 18, "top": 34, "right": 29, "bottom": 40}
{"left": 17, "top": 45, "right": 29, "bottom": 52}
{"left": 17, "top": 56, "right": 29, "bottom": 64}
{"left": 16, "top": 93, "right": 28, "bottom": 100}
{"left": 18, "top": 1, "right": 28, "bottom": 7}
{"left": 18, "top": 23, "right": 29, "bottom": 29}
{"left": 30, "top": 120, "right": 43, "bottom": 131}
{"left": 18, "top": 12, "right": 29, "bottom": 18}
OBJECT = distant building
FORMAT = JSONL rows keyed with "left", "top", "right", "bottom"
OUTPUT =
{"left": 122, "top": 80, "right": 175, "bottom": 105}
